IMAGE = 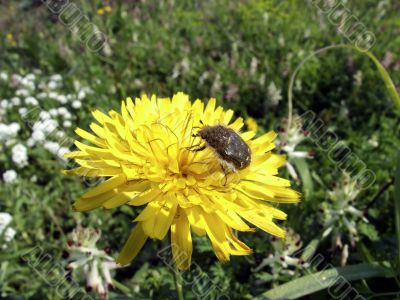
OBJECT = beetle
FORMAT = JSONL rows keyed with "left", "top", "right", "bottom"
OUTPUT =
{"left": 190, "top": 123, "right": 251, "bottom": 180}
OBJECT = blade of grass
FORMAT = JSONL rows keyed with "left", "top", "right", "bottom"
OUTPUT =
{"left": 257, "top": 263, "right": 392, "bottom": 300}
{"left": 292, "top": 158, "right": 314, "bottom": 200}
{"left": 395, "top": 151, "right": 400, "bottom": 268}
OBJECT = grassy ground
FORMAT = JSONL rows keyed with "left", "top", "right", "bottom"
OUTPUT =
{"left": 0, "top": 1, "right": 400, "bottom": 299}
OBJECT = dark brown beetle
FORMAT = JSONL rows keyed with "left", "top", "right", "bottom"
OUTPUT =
{"left": 191, "top": 124, "right": 251, "bottom": 173}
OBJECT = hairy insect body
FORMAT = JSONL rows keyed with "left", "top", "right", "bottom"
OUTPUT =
{"left": 197, "top": 125, "right": 251, "bottom": 172}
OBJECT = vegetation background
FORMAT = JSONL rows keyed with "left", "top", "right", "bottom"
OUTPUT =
{"left": 0, "top": 0, "right": 399, "bottom": 299}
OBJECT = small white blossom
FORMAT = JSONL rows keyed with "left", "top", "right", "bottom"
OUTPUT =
{"left": 25, "top": 96, "right": 38, "bottom": 106}
{"left": 48, "top": 80, "right": 58, "bottom": 90}
{"left": 39, "top": 111, "right": 51, "bottom": 120}
{"left": 65, "top": 226, "right": 122, "bottom": 299}
{"left": 50, "top": 74, "right": 62, "bottom": 82}
{"left": 0, "top": 100, "right": 8, "bottom": 109}
{"left": 11, "top": 97, "right": 21, "bottom": 106}
{"left": 78, "top": 90, "right": 86, "bottom": 100}
{"left": 72, "top": 100, "right": 82, "bottom": 109}
{"left": 267, "top": 82, "right": 282, "bottom": 106}
{"left": 36, "top": 92, "right": 47, "bottom": 99}
{"left": 0, "top": 212, "right": 16, "bottom": 248}
{"left": 49, "top": 108, "right": 58, "bottom": 116}
{"left": 3, "top": 170, "right": 17, "bottom": 183}
{"left": 0, "top": 72, "right": 8, "bottom": 81}
{"left": 63, "top": 120, "right": 72, "bottom": 128}
{"left": 277, "top": 116, "right": 313, "bottom": 180}
{"left": 320, "top": 173, "right": 368, "bottom": 264}
{"left": 25, "top": 73, "right": 36, "bottom": 81}
{"left": 16, "top": 89, "right": 30, "bottom": 97}
{"left": 11, "top": 144, "right": 28, "bottom": 168}
{"left": 32, "top": 130, "right": 46, "bottom": 143}
{"left": 57, "top": 95, "right": 68, "bottom": 104}
{"left": 254, "top": 229, "right": 308, "bottom": 278}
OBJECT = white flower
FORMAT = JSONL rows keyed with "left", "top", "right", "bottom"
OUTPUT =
{"left": 254, "top": 228, "right": 308, "bottom": 278}
{"left": 277, "top": 116, "right": 312, "bottom": 180}
{"left": 27, "top": 138, "right": 35, "bottom": 147}
{"left": 65, "top": 226, "right": 122, "bottom": 299}
{"left": 9, "top": 122, "right": 20, "bottom": 135}
{"left": 3, "top": 170, "right": 17, "bottom": 183}
{"left": 58, "top": 107, "right": 71, "bottom": 119}
{"left": 0, "top": 72, "right": 8, "bottom": 81}
{"left": 36, "top": 92, "right": 47, "bottom": 99}
{"left": 25, "top": 73, "right": 36, "bottom": 81}
{"left": 0, "top": 123, "right": 20, "bottom": 142}
{"left": 39, "top": 111, "right": 51, "bottom": 120}
{"left": 72, "top": 100, "right": 82, "bottom": 109}
{"left": 321, "top": 173, "right": 367, "bottom": 254}
{"left": 21, "top": 77, "right": 35, "bottom": 90}
{"left": 57, "top": 95, "right": 68, "bottom": 104}
{"left": 44, "top": 141, "right": 60, "bottom": 154}
{"left": 49, "top": 108, "right": 58, "bottom": 116}
{"left": 11, "top": 97, "right": 21, "bottom": 106}
{"left": 78, "top": 90, "right": 86, "bottom": 100}
{"left": 0, "top": 124, "right": 9, "bottom": 141}
{"left": 16, "top": 89, "right": 30, "bottom": 97}
{"left": 267, "top": 82, "right": 282, "bottom": 106}
{"left": 25, "top": 96, "right": 38, "bottom": 106}
{"left": 57, "top": 107, "right": 69, "bottom": 116}
{"left": 50, "top": 74, "right": 62, "bottom": 82}
{"left": 0, "top": 213, "right": 12, "bottom": 226}
{"left": 32, "top": 130, "right": 46, "bottom": 142}
{"left": 57, "top": 147, "right": 69, "bottom": 159}
{"left": 0, "top": 100, "right": 8, "bottom": 109}
{"left": 48, "top": 80, "right": 58, "bottom": 90}
{"left": 0, "top": 212, "right": 16, "bottom": 248}
{"left": 63, "top": 120, "right": 72, "bottom": 128}
{"left": 48, "top": 92, "right": 59, "bottom": 99}
{"left": 12, "top": 144, "right": 28, "bottom": 168}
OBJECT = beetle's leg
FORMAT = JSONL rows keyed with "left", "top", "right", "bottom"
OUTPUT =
{"left": 191, "top": 145, "right": 207, "bottom": 152}
{"left": 220, "top": 163, "right": 229, "bottom": 186}
{"left": 185, "top": 142, "right": 202, "bottom": 150}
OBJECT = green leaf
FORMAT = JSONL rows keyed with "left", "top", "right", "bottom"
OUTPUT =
{"left": 292, "top": 158, "right": 314, "bottom": 200}
{"left": 300, "top": 237, "right": 320, "bottom": 261}
{"left": 256, "top": 263, "right": 391, "bottom": 300}
{"left": 358, "top": 223, "right": 379, "bottom": 241}
{"left": 395, "top": 151, "right": 400, "bottom": 268}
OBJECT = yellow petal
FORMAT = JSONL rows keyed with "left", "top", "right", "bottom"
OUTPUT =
{"left": 116, "top": 223, "right": 148, "bottom": 266}
{"left": 171, "top": 208, "right": 193, "bottom": 270}
{"left": 81, "top": 174, "right": 126, "bottom": 199}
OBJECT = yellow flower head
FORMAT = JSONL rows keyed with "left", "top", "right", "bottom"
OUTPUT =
{"left": 6, "top": 33, "right": 16, "bottom": 46}
{"left": 64, "top": 92, "right": 300, "bottom": 270}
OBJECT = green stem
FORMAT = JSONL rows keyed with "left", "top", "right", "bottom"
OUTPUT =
{"left": 395, "top": 152, "right": 400, "bottom": 270}
{"left": 287, "top": 44, "right": 400, "bottom": 129}
{"left": 173, "top": 267, "right": 184, "bottom": 300}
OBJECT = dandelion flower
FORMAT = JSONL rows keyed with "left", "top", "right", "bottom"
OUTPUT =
{"left": 64, "top": 92, "right": 300, "bottom": 270}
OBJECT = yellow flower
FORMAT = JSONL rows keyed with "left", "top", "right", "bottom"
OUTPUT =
{"left": 6, "top": 33, "right": 16, "bottom": 47}
{"left": 64, "top": 92, "right": 300, "bottom": 270}
{"left": 245, "top": 117, "right": 258, "bottom": 132}
{"left": 97, "top": 8, "right": 105, "bottom": 15}
{"left": 104, "top": 5, "right": 112, "bottom": 13}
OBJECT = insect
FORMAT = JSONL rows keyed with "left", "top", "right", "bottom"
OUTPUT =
{"left": 190, "top": 123, "right": 252, "bottom": 180}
